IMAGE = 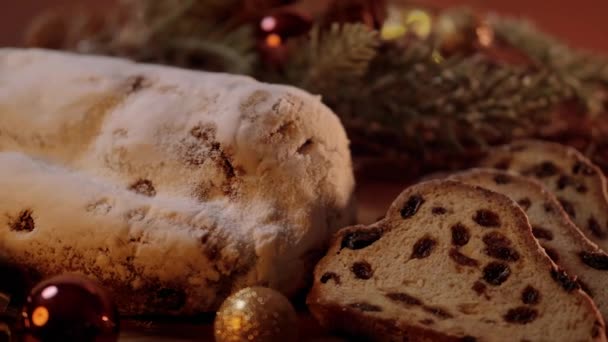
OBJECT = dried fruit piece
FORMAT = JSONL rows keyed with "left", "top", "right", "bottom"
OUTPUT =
{"left": 351, "top": 261, "right": 373, "bottom": 279}
{"left": 341, "top": 227, "right": 383, "bottom": 250}
{"left": 493, "top": 174, "right": 511, "bottom": 184}
{"left": 579, "top": 251, "right": 608, "bottom": 270}
{"left": 526, "top": 161, "right": 558, "bottom": 178}
{"left": 551, "top": 268, "right": 579, "bottom": 292}
{"left": 423, "top": 306, "right": 453, "bottom": 319}
{"left": 473, "top": 210, "right": 501, "bottom": 227}
{"left": 521, "top": 286, "right": 541, "bottom": 305}
{"left": 432, "top": 207, "right": 447, "bottom": 215}
{"left": 557, "top": 198, "right": 576, "bottom": 218}
{"left": 572, "top": 162, "right": 595, "bottom": 175}
{"left": 472, "top": 281, "right": 486, "bottom": 295}
{"left": 483, "top": 231, "right": 511, "bottom": 246}
{"left": 544, "top": 248, "right": 560, "bottom": 263}
{"left": 556, "top": 175, "right": 572, "bottom": 190}
{"left": 504, "top": 307, "right": 538, "bottom": 324}
{"left": 531, "top": 227, "right": 554, "bottom": 240}
{"left": 129, "top": 179, "right": 157, "bottom": 197}
{"left": 485, "top": 245, "right": 520, "bottom": 262}
{"left": 517, "top": 198, "right": 532, "bottom": 211}
{"left": 449, "top": 248, "right": 479, "bottom": 267}
{"left": 400, "top": 195, "right": 425, "bottom": 219}
{"left": 483, "top": 232, "right": 519, "bottom": 262}
{"left": 411, "top": 237, "right": 437, "bottom": 259}
{"left": 451, "top": 223, "right": 470, "bottom": 246}
{"left": 8, "top": 209, "right": 35, "bottom": 232}
{"left": 587, "top": 217, "right": 606, "bottom": 239}
{"left": 483, "top": 262, "right": 511, "bottom": 286}
{"left": 320, "top": 272, "right": 341, "bottom": 284}
{"left": 385, "top": 292, "right": 422, "bottom": 306}
{"left": 493, "top": 158, "right": 512, "bottom": 170}
{"left": 349, "top": 302, "right": 382, "bottom": 312}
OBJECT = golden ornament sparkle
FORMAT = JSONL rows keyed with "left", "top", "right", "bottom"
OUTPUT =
{"left": 214, "top": 287, "right": 298, "bottom": 342}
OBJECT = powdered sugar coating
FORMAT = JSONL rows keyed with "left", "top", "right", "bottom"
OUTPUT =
{"left": 0, "top": 49, "right": 355, "bottom": 314}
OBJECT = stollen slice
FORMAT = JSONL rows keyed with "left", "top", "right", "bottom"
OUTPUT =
{"left": 449, "top": 168, "right": 608, "bottom": 324}
{"left": 308, "top": 180, "right": 606, "bottom": 342}
{"left": 480, "top": 139, "right": 608, "bottom": 252}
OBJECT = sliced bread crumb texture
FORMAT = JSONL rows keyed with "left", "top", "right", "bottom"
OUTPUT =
{"left": 308, "top": 180, "right": 606, "bottom": 342}
{"left": 481, "top": 140, "right": 608, "bottom": 252}
{"left": 450, "top": 168, "right": 608, "bottom": 325}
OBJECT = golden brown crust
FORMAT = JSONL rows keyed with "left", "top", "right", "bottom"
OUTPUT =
{"left": 307, "top": 301, "right": 470, "bottom": 342}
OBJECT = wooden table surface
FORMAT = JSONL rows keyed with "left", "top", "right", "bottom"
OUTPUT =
{"left": 1, "top": 0, "right": 607, "bottom": 340}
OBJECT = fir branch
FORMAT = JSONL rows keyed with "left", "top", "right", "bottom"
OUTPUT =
{"left": 142, "top": 0, "right": 197, "bottom": 41}
{"left": 331, "top": 35, "right": 576, "bottom": 150}
{"left": 25, "top": 1, "right": 608, "bottom": 172}
{"left": 75, "top": 0, "right": 257, "bottom": 73}
{"left": 168, "top": 25, "right": 256, "bottom": 74}
{"left": 491, "top": 15, "right": 608, "bottom": 115}
{"left": 286, "top": 23, "right": 380, "bottom": 93}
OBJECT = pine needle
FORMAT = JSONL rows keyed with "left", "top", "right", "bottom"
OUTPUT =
{"left": 491, "top": 14, "right": 608, "bottom": 115}
{"left": 27, "top": 2, "right": 608, "bottom": 171}
{"left": 287, "top": 23, "right": 380, "bottom": 93}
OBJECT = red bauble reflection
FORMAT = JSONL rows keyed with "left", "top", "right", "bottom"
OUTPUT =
{"left": 21, "top": 275, "right": 119, "bottom": 342}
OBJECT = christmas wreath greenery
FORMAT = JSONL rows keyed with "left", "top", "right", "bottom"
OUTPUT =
{"left": 25, "top": 0, "right": 608, "bottom": 180}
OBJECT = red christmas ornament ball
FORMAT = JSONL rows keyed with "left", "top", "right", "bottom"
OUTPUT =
{"left": 21, "top": 274, "right": 119, "bottom": 342}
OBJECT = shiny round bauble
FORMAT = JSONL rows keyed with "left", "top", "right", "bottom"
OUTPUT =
{"left": 21, "top": 274, "right": 119, "bottom": 342}
{"left": 214, "top": 287, "right": 298, "bottom": 342}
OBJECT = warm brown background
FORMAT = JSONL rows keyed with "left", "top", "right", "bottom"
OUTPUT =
{"left": 2, "top": 0, "right": 608, "bottom": 53}
{"left": 2, "top": 1, "right": 608, "bottom": 341}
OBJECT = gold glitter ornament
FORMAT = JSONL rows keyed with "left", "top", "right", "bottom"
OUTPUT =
{"left": 214, "top": 287, "right": 298, "bottom": 342}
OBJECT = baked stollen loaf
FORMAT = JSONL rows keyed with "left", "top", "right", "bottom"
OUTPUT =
{"left": 480, "top": 140, "right": 608, "bottom": 252}
{"left": 449, "top": 168, "right": 608, "bottom": 323}
{"left": 0, "top": 49, "right": 355, "bottom": 314}
{"left": 308, "top": 180, "right": 606, "bottom": 341}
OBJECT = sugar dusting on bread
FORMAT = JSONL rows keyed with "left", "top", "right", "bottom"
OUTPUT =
{"left": 0, "top": 48, "right": 355, "bottom": 314}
